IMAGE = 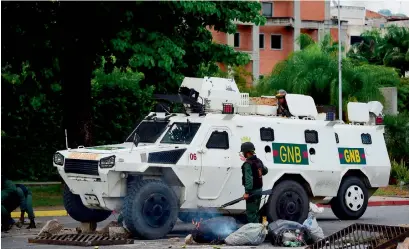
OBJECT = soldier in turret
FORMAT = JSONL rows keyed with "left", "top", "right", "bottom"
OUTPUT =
{"left": 276, "top": 89, "right": 292, "bottom": 117}
{"left": 240, "top": 142, "right": 268, "bottom": 223}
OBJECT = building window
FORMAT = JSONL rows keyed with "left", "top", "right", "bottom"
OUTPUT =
{"left": 234, "top": 32, "right": 240, "bottom": 48}
{"left": 262, "top": 2, "right": 273, "bottom": 17}
{"left": 350, "top": 36, "right": 364, "bottom": 45}
{"left": 271, "top": 34, "right": 282, "bottom": 50}
{"left": 259, "top": 34, "right": 265, "bottom": 49}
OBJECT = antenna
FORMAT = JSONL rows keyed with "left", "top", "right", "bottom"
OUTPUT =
{"left": 65, "top": 129, "right": 69, "bottom": 150}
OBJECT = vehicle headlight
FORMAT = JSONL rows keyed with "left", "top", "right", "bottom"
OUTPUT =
{"left": 53, "top": 152, "right": 64, "bottom": 166}
{"left": 100, "top": 155, "right": 116, "bottom": 168}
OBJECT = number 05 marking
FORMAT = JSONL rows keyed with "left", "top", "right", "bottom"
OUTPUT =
{"left": 189, "top": 153, "right": 197, "bottom": 160}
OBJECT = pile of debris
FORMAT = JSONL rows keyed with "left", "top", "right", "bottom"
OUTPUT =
{"left": 185, "top": 202, "right": 325, "bottom": 247}
{"left": 28, "top": 220, "right": 133, "bottom": 246}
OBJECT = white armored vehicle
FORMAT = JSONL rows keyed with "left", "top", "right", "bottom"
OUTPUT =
{"left": 53, "top": 77, "right": 391, "bottom": 239}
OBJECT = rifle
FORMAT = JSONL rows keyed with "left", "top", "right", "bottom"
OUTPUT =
{"left": 219, "top": 189, "right": 273, "bottom": 209}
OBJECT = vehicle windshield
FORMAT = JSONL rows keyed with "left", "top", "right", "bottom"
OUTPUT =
{"left": 126, "top": 120, "right": 169, "bottom": 143}
{"left": 160, "top": 122, "right": 201, "bottom": 144}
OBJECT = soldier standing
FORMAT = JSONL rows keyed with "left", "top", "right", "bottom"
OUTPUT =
{"left": 240, "top": 142, "right": 268, "bottom": 223}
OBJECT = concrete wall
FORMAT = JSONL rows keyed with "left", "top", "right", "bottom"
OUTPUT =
{"left": 330, "top": 5, "right": 366, "bottom": 25}
{"left": 386, "top": 20, "right": 409, "bottom": 27}
{"left": 380, "top": 87, "right": 398, "bottom": 115}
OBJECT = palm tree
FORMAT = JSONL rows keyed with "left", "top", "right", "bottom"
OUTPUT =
{"left": 256, "top": 34, "right": 400, "bottom": 108}
{"left": 348, "top": 25, "right": 409, "bottom": 76}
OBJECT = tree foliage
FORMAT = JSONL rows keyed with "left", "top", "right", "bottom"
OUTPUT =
{"left": 2, "top": 1, "right": 265, "bottom": 148}
{"left": 2, "top": 1, "right": 265, "bottom": 180}
{"left": 384, "top": 113, "right": 409, "bottom": 165}
{"left": 347, "top": 26, "right": 409, "bottom": 76}
{"left": 254, "top": 34, "right": 400, "bottom": 108}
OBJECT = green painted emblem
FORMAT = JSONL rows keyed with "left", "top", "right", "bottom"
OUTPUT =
{"left": 272, "top": 143, "right": 309, "bottom": 165}
{"left": 338, "top": 148, "right": 366, "bottom": 165}
{"left": 88, "top": 146, "right": 126, "bottom": 150}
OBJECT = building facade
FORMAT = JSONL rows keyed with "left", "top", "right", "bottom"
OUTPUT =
{"left": 211, "top": 0, "right": 348, "bottom": 84}
{"left": 211, "top": 1, "right": 408, "bottom": 85}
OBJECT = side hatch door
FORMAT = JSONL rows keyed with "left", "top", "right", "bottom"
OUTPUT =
{"left": 197, "top": 127, "right": 232, "bottom": 200}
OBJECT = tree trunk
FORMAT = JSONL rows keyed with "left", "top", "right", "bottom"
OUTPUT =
{"left": 61, "top": 49, "right": 94, "bottom": 148}
{"left": 59, "top": 4, "right": 95, "bottom": 148}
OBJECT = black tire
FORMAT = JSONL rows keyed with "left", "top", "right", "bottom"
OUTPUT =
{"left": 124, "top": 179, "right": 179, "bottom": 240}
{"left": 331, "top": 176, "right": 368, "bottom": 220}
{"left": 266, "top": 180, "right": 309, "bottom": 224}
{"left": 63, "top": 185, "right": 112, "bottom": 223}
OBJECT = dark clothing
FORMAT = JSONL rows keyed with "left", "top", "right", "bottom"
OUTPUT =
{"left": 1, "top": 180, "right": 35, "bottom": 229}
{"left": 16, "top": 184, "right": 35, "bottom": 220}
{"left": 277, "top": 100, "right": 291, "bottom": 117}
{"left": 241, "top": 155, "right": 268, "bottom": 223}
{"left": 1, "top": 179, "right": 19, "bottom": 229}
{"left": 241, "top": 157, "right": 265, "bottom": 192}
{"left": 241, "top": 155, "right": 268, "bottom": 194}
{"left": 246, "top": 196, "right": 262, "bottom": 223}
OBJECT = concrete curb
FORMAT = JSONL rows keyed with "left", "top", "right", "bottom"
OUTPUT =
{"left": 11, "top": 210, "right": 68, "bottom": 218}
{"left": 317, "top": 199, "right": 409, "bottom": 208}
{"left": 11, "top": 199, "right": 409, "bottom": 218}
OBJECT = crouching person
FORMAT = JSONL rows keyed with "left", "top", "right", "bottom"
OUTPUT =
{"left": 1, "top": 177, "right": 36, "bottom": 231}
{"left": 240, "top": 142, "right": 268, "bottom": 223}
{"left": 15, "top": 184, "right": 36, "bottom": 229}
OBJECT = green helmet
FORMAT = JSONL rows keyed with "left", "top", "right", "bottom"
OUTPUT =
{"left": 241, "top": 142, "right": 255, "bottom": 154}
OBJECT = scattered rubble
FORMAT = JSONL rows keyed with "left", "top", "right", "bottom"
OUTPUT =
{"left": 397, "top": 237, "right": 409, "bottom": 249}
{"left": 168, "top": 237, "right": 180, "bottom": 242}
{"left": 37, "top": 219, "right": 66, "bottom": 237}
{"left": 184, "top": 234, "right": 197, "bottom": 245}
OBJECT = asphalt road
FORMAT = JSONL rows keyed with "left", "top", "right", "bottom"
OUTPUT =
{"left": 2, "top": 206, "right": 409, "bottom": 249}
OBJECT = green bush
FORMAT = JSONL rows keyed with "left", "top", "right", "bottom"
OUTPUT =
{"left": 390, "top": 160, "right": 409, "bottom": 184}
{"left": 384, "top": 113, "right": 409, "bottom": 165}
{"left": 1, "top": 66, "right": 154, "bottom": 181}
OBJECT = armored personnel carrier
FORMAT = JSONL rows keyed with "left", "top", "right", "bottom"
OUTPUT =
{"left": 53, "top": 77, "right": 390, "bottom": 239}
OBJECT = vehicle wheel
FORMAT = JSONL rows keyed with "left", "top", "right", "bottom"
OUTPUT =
{"left": 266, "top": 180, "right": 309, "bottom": 224}
{"left": 124, "top": 179, "right": 179, "bottom": 239}
{"left": 63, "top": 185, "right": 112, "bottom": 223}
{"left": 331, "top": 176, "right": 368, "bottom": 220}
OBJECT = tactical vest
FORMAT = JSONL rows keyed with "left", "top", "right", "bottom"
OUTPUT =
{"left": 16, "top": 184, "right": 29, "bottom": 197}
{"left": 241, "top": 156, "right": 263, "bottom": 190}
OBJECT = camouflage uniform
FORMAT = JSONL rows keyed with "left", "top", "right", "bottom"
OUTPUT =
{"left": 241, "top": 142, "right": 268, "bottom": 223}
{"left": 276, "top": 89, "right": 292, "bottom": 117}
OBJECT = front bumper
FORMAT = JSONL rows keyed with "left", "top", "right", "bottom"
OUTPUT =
{"left": 56, "top": 166, "right": 126, "bottom": 211}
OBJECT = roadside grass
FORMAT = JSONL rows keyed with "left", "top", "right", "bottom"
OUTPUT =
{"left": 375, "top": 185, "right": 409, "bottom": 197}
{"left": 30, "top": 185, "right": 63, "bottom": 208}
{"left": 23, "top": 183, "right": 408, "bottom": 210}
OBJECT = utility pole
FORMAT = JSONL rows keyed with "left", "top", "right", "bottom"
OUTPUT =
{"left": 337, "top": 0, "right": 343, "bottom": 121}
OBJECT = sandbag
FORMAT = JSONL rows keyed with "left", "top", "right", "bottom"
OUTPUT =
{"left": 268, "top": 220, "right": 309, "bottom": 246}
{"left": 225, "top": 223, "right": 268, "bottom": 246}
{"left": 303, "top": 212, "right": 324, "bottom": 241}
{"left": 191, "top": 216, "right": 238, "bottom": 244}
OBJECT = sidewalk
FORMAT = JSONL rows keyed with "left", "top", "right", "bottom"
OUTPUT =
{"left": 317, "top": 196, "right": 409, "bottom": 207}
{"left": 10, "top": 196, "right": 409, "bottom": 218}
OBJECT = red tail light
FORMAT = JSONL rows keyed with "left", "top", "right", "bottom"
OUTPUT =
{"left": 222, "top": 103, "right": 234, "bottom": 114}
{"left": 375, "top": 115, "right": 383, "bottom": 125}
